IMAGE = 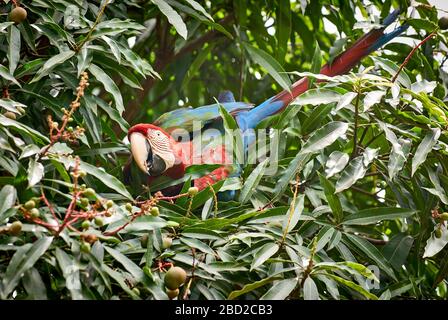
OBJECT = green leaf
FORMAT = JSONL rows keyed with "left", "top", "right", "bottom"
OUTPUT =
{"left": 260, "top": 278, "right": 298, "bottom": 300}
{"left": 274, "top": 152, "right": 311, "bottom": 199}
{"left": 300, "top": 122, "right": 348, "bottom": 154}
{"left": 184, "top": 0, "right": 214, "bottom": 21}
{"left": 152, "top": 0, "right": 188, "bottom": 39}
{"left": 0, "top": 114, "right": 49, "bottom": 144}
{"left": 0, "top": 237, "right": 53, "bottom": 299}
{"left": 303, "top": 277, "right": 319, "bottom": 300}
{"left": 308, "top": 41, "right": 322, "bottom": 88}
{"left": 323, "top": 274, "right": 378, "bottom": 300}
{"left": 57, "top": 157, "right": 133, "bottom": 200}
{"left": 0, "top": 64, "right": 20, "bottom": 87}
{"left": 319, "top": 173, "right": 343, "bottom": 223}
{"left": 342, "top": 207, "right": 417, "bottom": 225}
{"left": 335, "top": 157, "right": 366, "bottom": 193}
{"left": 239, "top": 159, "right": 268, "bottom": 204}
{"left": 7, "top": 25, "right": 21, "bottom": 74}
{"left": 180, "top": 237, "right": 215, "bottom": 255}
{"left": 382, "top": 234, "right": 414, "bottom": 271}
{"left": 276, "top": 0, "right": 291, "bottom": 62}
{"left": 228, "top": 276, "right": 283, "bottom": 300}
{"left": 345, "top": 234, "right": 396, "bottom": 280}
{"left": 89, "top": 64, "right": 125, "bottom": 115}
{"left": 411, "top": 128, "right": 441, "bottom": 176}
{"left": 292, "top": 88, "right": 342, "bottom": 106}
{"left": 243, "top": 42, "right": 291, "bottom": 92}
{"left": 251, "top": 242, "right": 279, "bottom": 270}
{"left": 283, "top": 193, "right": 305, "bottom": 233}
{"left": 0, "top": 185, "right": 17, "bottom": 220}
{"left": 372, "top": 57, "right": 411, "bottom": 88}
{"left": 31, "top": 50, "right": 75, "bottom": 83}
{"left": 55, "top": 248, "right": 84, "bottom": 299}
{"left": 325, "top": 151, "right": 349, "bottom": 178}
{"left": 182, "top": 44, "right": 214, "bottom": 89}
{"left": 104, "top": 246, "right": 145, "bottom": 282}
{"left": 27, "top": 158, "right": 44, "bottom": 188}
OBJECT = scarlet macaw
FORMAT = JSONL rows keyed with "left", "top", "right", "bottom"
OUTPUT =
{"left": 126, "top": 9, "right": 408, "bottom": 196}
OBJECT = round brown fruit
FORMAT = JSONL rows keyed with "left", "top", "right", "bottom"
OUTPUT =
{"left": 9, "top": 7, "right": 27, "bottom": 24}
{"left": 438, "top": 16, "right": 448, "bottom": 30}
{"left": 166, "top": 288, "right": 179, "bottom": 299}
{"left": 164, "top": 266, "right": 187, "bottom": 290}
{"left": 8, "top": 221, "right": 22, "bottom": 236}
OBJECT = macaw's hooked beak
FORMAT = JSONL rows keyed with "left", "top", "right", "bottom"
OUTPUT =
{"left": 129, "top": 133, "right": 166, "bottom": 176}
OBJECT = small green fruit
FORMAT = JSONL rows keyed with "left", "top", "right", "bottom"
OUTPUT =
{"left": 80, "top": 197, "right": 89, "bottom": 207}
{"left": 80, "top": 241, "right": 91, "bottom": 253}
{"left": 166, "top": 288, "right": 179, "bottom": 299}
{"left": 140, "top": 234, "right": 149, "bottom": 248}
{"left": 79, "top": 170, "right": 87, "bottom": 177}
{"left": 30, "top": 208, "right": 40, "bottom": 219}
{"left": 9, "top": 7, "right": 27, "bottom": 24}
{"left": 105, "top": 200, "right": 114, "bottom": 209}
{"left": 4, "top": 112, "right": 16, "bottom": 120}
{"left": 17, "top": 106, "right": 26, "bottom": 114}
{"left": 440, "top": 212, "right": 448, "bottom": 221}
{"left": 24, "top": 200, "right": 36, "bottom": 210}
{"left": 94, "top": 216, "right": 104, "bottom": 227}
{"left": 132, "top": 288, "right": 140, "bottom": 296}
{"left": 164, "top": 266, "right": 187, "bottom": 290}
{"left": 81, "top": 220, "right": 90, "bottom": 230}
{"left": 83, "top": 188, "right": 96, "bottom": 197}
{"left": 8, "top": 221, "right": 22, "bottom": 236}
{"left": 125, "top": 203, "right": 133, "bottom": 212}
{"left": 438, "top": 16, "right": 448, "bottom": 30}
{"left": 435, "top": 228, "right": 443, "bottom": 239}
{"left": 166, "top": 221, "right": 180, "bottom": 228}
{"left": 162, "top": 237, "right": 173, "bottom": 249}
{"left": 188, "top": 187, "right": 199, "bottom": 197}
{"left": 150, "top": 207, "right": 159, "bottom": 216}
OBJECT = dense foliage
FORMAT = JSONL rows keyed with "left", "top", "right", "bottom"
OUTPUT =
{"left": 1, "top": 0, "right": 448, "bottom": 300}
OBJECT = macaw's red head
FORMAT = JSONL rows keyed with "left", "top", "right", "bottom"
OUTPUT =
{"left": 128, "top": 124, "right": 180, "bottom": 177}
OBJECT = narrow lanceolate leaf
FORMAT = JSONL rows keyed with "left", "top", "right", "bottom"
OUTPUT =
{"left": 382, "top": 234, "right": 414, "bottom": 271}
{"left": 324, "top": 274, "right": 378, "bottom": 300}
{"left": 104, "top": 246, "right": 145, "bottom": 282}
{"left": 411, "top": 128, "right": 441, "bottom": 176}
{"left": 251, "top": 243, "right": 279, "bottom": 270}
{"left": 239, "top": 159, "right": 268, "bottom": 204}
{"left": 57, "top": 157, "right": 133, "bottom": 200}
{"left": 243, "top": 42, "right": 291, "bottom": 92}
{"left": 0, "top": 64, "right": 20, "bottom": 87}
{"left": 27, "top": 158, "right": 44, "bottom": 188}
{"left": 342, "top": 207, "right": 416, "bottom": 225}
{"left": 319, "top": 173, "right": 343, "bottom": 223}
{"left": 184, "top": 0, "right": 214, "bottom": 21}
{"left": 325, "top": 151, "right": 349, "bottom": 178}
{"left": 363, "top": 90, "right": 385, "bottom": 112}
{"left": 345, "top": 234, "right": 396, "bottom": 281}
{"left": 300, "top": 122, "right": 348, "bottom": 155}
{"left": 89, "top": 64, "right": 125, "bottom": 115}
{"left": 334, "top": 92, "right": 357, "bottom": 113}
{"left": 274, "top": 152, "right": 311, "bottom": 199}
{"left": 292, "top": 88, "right": 342, "bottom": 106}
{"left": 303, "top": 277, "right": 319, "bottom": 300}
{"left": 0, "top": 185, "right": 17, "bottom": 218}
{"left": 0, "top": 237, "right": 53, "bottom": 299}
{"left": 260, "top": 278, "right": 298, "bottom": 300}
{"left": 31, "top": 50, "right": 75, "bottom": 83}
{"left": 7, "top": 25, "right": 21, "bottom": 74}
{"left": 228, "top": 276, "right": 282, "bottom": 300}
{"left": 276, "top": 0, "right": 291, "bottom": 62}
{"left": 283, "top": 194, "right": 305, "bottom": 233}
{"left": 152, "top": 0, "right": 188, "bottom": 39}
{"left": 335, "top": 157, "right": 366, "bottom": 193}
{"left": 388, "top": 139, "right": 412, "bottom": 180}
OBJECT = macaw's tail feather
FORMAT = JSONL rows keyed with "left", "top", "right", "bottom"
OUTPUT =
{"left": 237, "top": 9, "right": 408, "bottom": 130}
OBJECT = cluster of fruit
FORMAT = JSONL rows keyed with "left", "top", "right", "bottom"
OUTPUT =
{"left": 164, "top": 266, "right": 187, "bottom": 299}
